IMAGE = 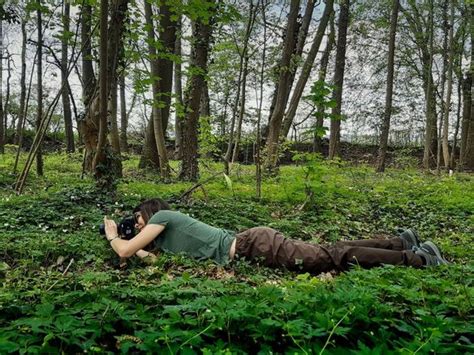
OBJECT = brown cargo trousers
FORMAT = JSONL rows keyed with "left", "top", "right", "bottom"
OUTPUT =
{"left": 234, "top": 227, "right": 424, "bottom": 274}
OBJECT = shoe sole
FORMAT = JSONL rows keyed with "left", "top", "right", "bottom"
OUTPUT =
{"left": 421, "top": 241, "right": 449, "bottom": 265}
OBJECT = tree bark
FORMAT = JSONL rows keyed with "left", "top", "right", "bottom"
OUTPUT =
{"left": 81, "top": 0, "right": 127, "bottom": 182}
{"left": 14, "top": 20, "right": 27, "bottom": 145}
{"left": 281, "top": 0, "right": 334, "bottom": 139}
{"left": 459, "top": 73, "right": 472, "bottom": 170}
{"left": 441, "top": 0, "right": 455, "bottom": 169}
{"left": 376, "top": 0, "right": 399, "bottom": 172}
{"left": 36, "top": 0, "right": 44, "bottom": 175}
{"left": 144, "top": 0, "right": 170, "bottom": 179}
{"left": 81, "top": 3, "right": 95, "bottom": 109}
{"left": 264, "top": 0, "right": 300, "bottom": 172}
{"left": 0, "top": 18, "right": 4, "bottom": 154}
{"left": 174, "top": 14, "right": 183, "bottom": 158}
{"left": 179, "top": 9, "right": 214, "bottom": 181}
{"left": 109, "top": 78, "right": 121, "bottom": 153}
{"left": 119, "top": 74, "right": 128, "bottom": 153}
{"left": 62, "top": 0, "right": 75, "bottom": 153}
{"left": 93, "top": 0, "right": 109, "bottom": 178}
{"left": 231, "top": 54, "right": 250, "bottom": 163}
{"left": 328, "top": 0, "right": 350, "bottom": 160}
{"left": 139, "top": 1, "right": 177, "bottom": 171}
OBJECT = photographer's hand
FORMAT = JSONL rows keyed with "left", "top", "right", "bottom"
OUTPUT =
{"left": 103, "top": 216, "right": 119, "bottom": 241}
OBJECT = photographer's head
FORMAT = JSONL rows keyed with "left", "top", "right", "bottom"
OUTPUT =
{"left": 133, "top": 198, "right": 170, "bottom": 230}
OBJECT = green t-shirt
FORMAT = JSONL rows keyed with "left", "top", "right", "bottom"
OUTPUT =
{"left": 148, "top": 210, "right": 236, "bottom": 265}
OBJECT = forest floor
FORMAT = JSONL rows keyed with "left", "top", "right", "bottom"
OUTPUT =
{"left": 0, "top": 149, "right": 473, "bottom": 353}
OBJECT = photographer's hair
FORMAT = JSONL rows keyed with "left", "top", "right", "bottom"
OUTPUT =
{"left": 133, "top": 198, "right": 170, "bottom": 224}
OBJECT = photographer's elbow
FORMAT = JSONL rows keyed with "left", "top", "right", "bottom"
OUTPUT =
{"left": 116, "top": 243, "right": 135, "bottom": 258}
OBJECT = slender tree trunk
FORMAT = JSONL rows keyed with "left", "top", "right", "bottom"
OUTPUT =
{"left": 256, "top": 0, "right": 268, "bottom": 199}
{"left": 109, "top": 78, "right": 121, "bottom": 153}
{"left": 441, "top": 0, "right": 455, "bottom": 169}
{"left": 422, "top": 0, "right": 437, "bottom": 169}
{"left": 82, "top": 0, "right": 127, "bottom": 183}
{"left": 144, "top": 0, "right": 170, "bottom": 179}
{"left": 313, "top": 13, "right": 335, "bottom": 153}
{"left": 81, "top": 4, "right": 95, "bottom": 108}
{"left": 79, "top": 3, "right": 96, "bottom": 169}
{"left": 200, "top": 80, "right": 210, "bottom": 117}
{"left": 62, "top": 0, "right": 75, "bottom": 153}
{"left": 281, "top": 0, "right": 334, "bottom": 138}
{"left": 231, "top": 54, "right": 250, "bottom": 163}
{"left": 0, "top": 18, "right": 4, "bottom": 154}
{"left": 224, "top": 2, "right": 256, "bottom": 168}
{"left": 119, "top": 74, "right": 128, "bottom": 153}
{"left": 179, "top": 8, "right": 214, "bottom": 181}
{"left": 328, "top": 0, "right": 350, "bottom": 160}
{"left": 460, "top": 4, "right": 473, "bottom": 171}
{"left": 15, "top": 20, "right": 27, "bottom": 145}
{"left": 139, "top": 1, "right": 176, "bottom": 171}
{"left": 376, "top": 0, "right": 399, "bottom": 172}
{"left": 459, "top": 72, "right": 472, "bottom": 170}
{"left": 93, "top": 0, "right": 109, "bottom": 177}
{"left": 264, "top": 0, "right": 300, "bottom": 172}
{"left": 174, "top": 15, "right": 183, "bottom": 158}
{"left": 36, "top": 1, "right": 44, "bottom": 175}
{"left": 279, "top": 0, "right": 315, "bottom": 124}
{"left": 4, "top": 53, "right": 11, "bottom": 138}
{"left": 450, "top": 74, "right": 462, "bottom": 168}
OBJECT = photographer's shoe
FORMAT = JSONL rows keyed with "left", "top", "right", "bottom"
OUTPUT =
{"left": 397, "top": 228, "right": 421, "bottom": 250}
{"left": 415, "top": 241, "right": 449, "bottom": 266}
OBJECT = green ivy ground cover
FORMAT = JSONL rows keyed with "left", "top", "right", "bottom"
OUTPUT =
{"left": 0, "top": 152, "right": 473, "bottom": 353}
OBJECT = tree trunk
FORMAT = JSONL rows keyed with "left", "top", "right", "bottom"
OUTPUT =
{"left": 441, "top": 0, "right": 455, "bottom": 169}
{"left": 376, "top": 0, "right": 399, "bottom": 172}
{"left": 328, "top": 0, "right": 350, "bottom": 160}
{"left": 459, "top": 72, "right": 472, "bottom": 170}
{"left": 224, "top": 2, "right": 256, "bottom": 168}
{"left": 174, "top": 15, "right": 183, "bottom": 158}
{"left": 81, "top": 4, "right": 95, "bottom": 108}
{"left": 256, "top": 0, "right": 268, "bottom": 199}
{"left": 4, "top": 52, "right": 11, "bottom": 138}
{"left": 15, "top": 20, "right": 27, "bottom": 145}
{"left": 109, "top": 78, "right": 121, "bottom": 153}
{"left": 231, "top": 54, "right": 250, "bottom": 163}
{"left": 119, "top": 74, "right": 128, "bottom": 153}
{"left": 264, "top": 0, "right": 300, "bottom": 172}
{"left": 313, "top": 13, "right": 335, "bottom": 153}
{"left": 144, "top": 0, "right": 170, "bottom": 179}
{"left": 460, "top": 5, "right": 473, "bottom": 171}
{"left": 36, "top": 1, "right": 44, "bottom": 175}
{"left": 422, "top": 0, "right": 437, "bottom": 169}
{"left": 139, "top": 1, "right": 176, "bottom": 171}
{"left": 93, "top": 0, "right": 109, "bottom": 179}
{"left": 281, "top": 0, "right": 334, "bottom": 139}
{"left": 179, "top": 9, "right": 214, "bottom": 181}
{"left": 62, "top": 0, "right": 75, "bottom": 153}
{"left": 200, "top": 80, "right": 210, "bottom": 117}
{"left": 82, "top": 0, "right": 127, "bottom": 183}
{"left": 79, "top": 3, "right": 96, "bottom": 168}
{"left": 0, "top": 18, "right": 4, "bottom": 154}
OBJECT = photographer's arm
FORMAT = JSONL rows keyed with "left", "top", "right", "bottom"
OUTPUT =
{"left": 104, "top": 217, "right": 164, "bottom": 258}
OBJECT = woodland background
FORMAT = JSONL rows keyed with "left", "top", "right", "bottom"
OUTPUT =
{"left": 0, "top": 0, "right": 472, "bottom": 189}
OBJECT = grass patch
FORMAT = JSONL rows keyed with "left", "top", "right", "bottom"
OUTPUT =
{"left": 0, "top": 151, "right": 472, "bottom": 352}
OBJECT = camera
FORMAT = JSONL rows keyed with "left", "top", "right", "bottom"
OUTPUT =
{"left": 99, "top": 216, "right": 136, "bottom": 240}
